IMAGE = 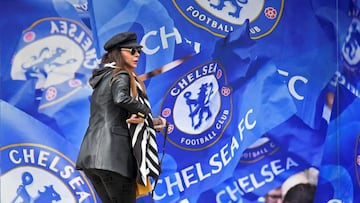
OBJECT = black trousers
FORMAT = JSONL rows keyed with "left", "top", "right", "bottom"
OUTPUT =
{"left": 84, "top": 169, "right": 136, "bottom": 203}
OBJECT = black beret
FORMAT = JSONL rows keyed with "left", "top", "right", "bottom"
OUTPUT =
{"left": 103, "top": 31, "right": 142, "bottom": 51}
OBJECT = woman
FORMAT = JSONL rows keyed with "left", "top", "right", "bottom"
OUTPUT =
{"left": 76, "top": 31, "right": 166, "bottom": 203}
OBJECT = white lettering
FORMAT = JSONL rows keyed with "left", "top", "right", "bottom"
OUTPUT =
{"left": 249, "top": 26, "right": 261, "bottom": 34}
{"left": 180, "top": 130, "right": 216, "bottom": 146}
{"left": 239, "top": 157, "right": 299, "bottom": 193}
{"left": 83, "top": 48, "right": 98, "bottom": 70}
{"left": 185, "top": 6, "right": 233, "bottom": 33}
{"left": 9, "top": 150, "right": 21, "bottom": 164}
{"left": 277, "top": 69, "right": 308, "bottom": 100}
{"left": 171, "top": 62, "right": 218, "bottom": 96}
{"left": 196, "top": 163, "right": 211, "bottom": 181}
{"left": 216, "top": 190, "right": 229, "bottom": 203}
{"left": 154, "top": 136, "right": 240, "bottom": 200}
{"left": 69, "top": 176, "right": 85, "bottom": 189}
{"left": 49, "top": 156, "right": 60, "bottom": 172}
{"left": 238, "top": 176, "right": 252, "bottom": 193}
{"left": 38, "top": 150, "right": 50, "bottom": 167}
{"left": 216, "top": 110, "right": 229, "bottom": 130}
{"left": 22, "top": 149, "right": 35, "bottom": 163}
{"left": 76, "top": 191, "right": 91, "bottom": 203}
{"left": 225, "top": 182, "right": 243, "bottom": 201}
{"left": 165, "top": 173, "right": 184, "bottom": 195}
{"left": 288, "top": 75, "right": 308, "bottom": 100}
{"left": 141, "top": 30, "right": 159, "bottom": 54}
{"left": 7, "top": 147, "right": 91, "bottom": 202}
{"left": 261, "top": 164, "right": 274, "bottom": 182}
{"left": 152, "top": 179, "right": 166, "bottom": 199}
{"left": 141, "top": 26, "right": 182, "bottom": 55}
{"left": 61, "top": 165, "right": 75, "bottom": 178}
{"left": 216, "top": 157, "right": 299, "bottom": 202}
{"left": 331, "top": 71, "right": 359, "bottom": 97}
{"left": 271, "top": 159, "right": 284, "bottom": 175}
{"left": 238, "top": 108, "right": 256, "bottom": 140}
{"left": 160, "top": 26, "right": 182, "bottom": 49}
{"left": 182, "top": 165, "right": 198, "bottom": 188}
{"left": 220, "top": 143, "right": 231, "bottom": 166}
{"left": 50, "top": 21, "right": 93, "bottom": 51}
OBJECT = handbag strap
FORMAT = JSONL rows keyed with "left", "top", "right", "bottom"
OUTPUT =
{"left": 151, "top": 121, "right": 169, "bottom": 198}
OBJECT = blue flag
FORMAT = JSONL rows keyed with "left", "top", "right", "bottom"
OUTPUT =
{"left": 0, "top": 0, "right": 97, "bottom": 146}
{"left": 160, "top": 0, "right": 338, "bottom": 130}
{"left": 314, "top": 85, "right": 360, "bottom": 203}
{"left": 0, "top": 99, "right": 100, "bottom": 203}
{"left": 257, "top": 0, "right": 338, "bottom": 130}
{"left": 267, "top": 115, "right": 328, "bottom": 168}
{"left": 313, "top": 2, "right": 360, "bottom": 201}
{"left": 332, "top": 0, "right": 360, "bottom": 99}
{"left": 89, "top": 1, "right": 296, "bottom": 201}
{"left": 196, "top": 137, "right": 311, "bottom": 203}
{"left": 89, "top": 0, "right": 338, "bottom": 131}
{"left": 88, "top": 0, "right": 196, "bottom": 75}
{"left": 148, "top": 52, "right": 295, "bottom": 202}
{"left": 2, "top": 1, "right": 357, "bottom": 203}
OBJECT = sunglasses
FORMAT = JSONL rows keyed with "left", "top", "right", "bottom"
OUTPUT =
{"left": 120, "top": 47, "right": 142, "bottom": 55}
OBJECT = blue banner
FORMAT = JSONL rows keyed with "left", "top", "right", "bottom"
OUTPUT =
{"left": 314, "top": 85, "right": 360, "bottom": 203}
{"left": 196, "top": 137, "right": 311, "bottom": 203}
{"left": 88, "top": 0, "right": 196, "bottom": 75}
{"left": 1, "top": 0, "right": 97, "bottom": 146}
{"left": 313, "top": 2, "right": 360, "bottom": 201}
{"left": 330, "top": 0, "right": 360, "bottom": 100}
{"left": 0, "top": 1, "right": 100, "bottom": 202}
{"left": 88, "top": 0, "right": 339, "bottom": 130}
{"left": 88, "top": 2, "right": 297, "bottom": 200}
{"left": 256, "top": 0, "right": 338, "bottom": 130}
{"left": 267, "top": 115, "right": 328, "bottom": 168}
{"left": 149, "top": 52, "right": 295, "bottom": 202}
{"left": 1, "top": 0, "right": 359, "bottom": 203}
{"left": 0, "top": 100, "right": 100, "bottom": 203}
{"left": 161, "top": 0, "right": 338, "bottom": 130}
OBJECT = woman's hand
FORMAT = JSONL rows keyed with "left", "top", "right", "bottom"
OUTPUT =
{"left": 153, "top": 116, "right": 167, "bottom": 132}
{"left": 126, "top": 114, "right": 145, "bottom": 124}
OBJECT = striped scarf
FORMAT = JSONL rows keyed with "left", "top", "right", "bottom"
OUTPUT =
{"left": 128, "top": 79, "right": 161, "bottom": 186}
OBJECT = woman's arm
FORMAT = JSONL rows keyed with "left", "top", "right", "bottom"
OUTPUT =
{"left": 111, "top": 71, "right": 151, "bottom": 118}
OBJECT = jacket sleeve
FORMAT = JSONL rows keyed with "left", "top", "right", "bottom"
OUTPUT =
{"left": 111, "top": 71, "right": 151, "bottom": 118}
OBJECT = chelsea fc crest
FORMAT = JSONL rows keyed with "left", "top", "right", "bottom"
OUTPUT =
{"left": 160, "top": 61, "right": 232, "bottom": 151}
{"left": 172, "top": 0, "right": 284, "bottom": 39}
{"left": 1, "top": 144, "right": 98, "bottom": 203}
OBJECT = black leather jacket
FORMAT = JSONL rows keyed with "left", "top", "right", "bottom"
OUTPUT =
{"left": 76, "top": 67, "right": 151, "bottom": 178}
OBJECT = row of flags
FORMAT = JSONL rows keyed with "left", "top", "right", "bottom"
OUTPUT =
{"left": 1, "top": 0, "right": 359, "bottom": 202}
